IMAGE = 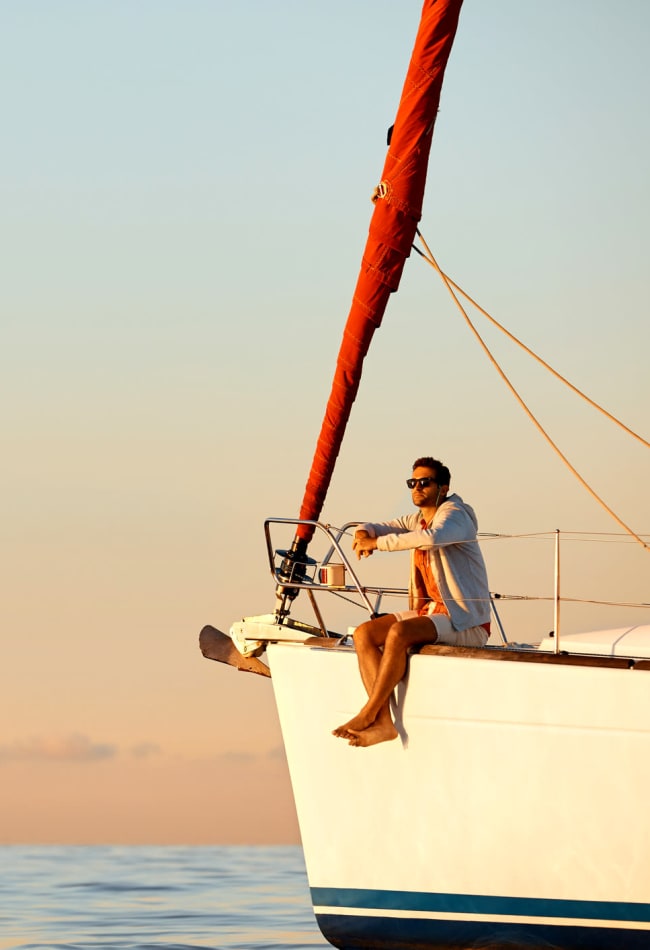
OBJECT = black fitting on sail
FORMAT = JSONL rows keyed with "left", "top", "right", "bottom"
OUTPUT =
{"left": 274, "top": 536, "right": 313, "bottom": 621}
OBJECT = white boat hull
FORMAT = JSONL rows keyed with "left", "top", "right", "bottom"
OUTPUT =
{"left": 267, "top": 640, "right": 650, "bottom": 949}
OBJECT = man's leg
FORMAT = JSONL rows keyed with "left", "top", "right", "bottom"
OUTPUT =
{"left": 333, "top": 615, "right": 439, "bottom": 747}
{"left": 331, "top": 614, "right": 396, "bottom": 741}
{"left": 352, "top": 614, "right": 396, "bottom": 697}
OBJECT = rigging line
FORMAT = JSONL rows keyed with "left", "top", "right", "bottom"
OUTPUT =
{"left": 450, "top": 277, "right": 650, "bottom": 448}
{"left": 493, "top": 594, "right": 650, "bottom": 608}
{"left": 480, "top": 531, "right": 569, "bottom": 540}
{"left": 414, "top": 230, "right": 649, "bottom": 554}
{"left": 480, "top": 532, "right": 650, "bottom": 544}
{"left": 413, "top": 235, "right": 650, "bottom": 450}
{"left": 564, "top": 598, "right": 650, "bottom": 607}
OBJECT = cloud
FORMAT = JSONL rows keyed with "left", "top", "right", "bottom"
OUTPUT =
{"left": 0, "top": 733, "right": 116, "bottom": 763}
{"left": 219, "top": 750, "right": 256, "bottom": 763}
{"left": 130, "top": 742, "right": 161, "bottom": 759}
{"left": 216, "top": 746, "right": 288, "bottom": 764}
{"left": 268, "top": 745, "right": 288, "bottom": 761}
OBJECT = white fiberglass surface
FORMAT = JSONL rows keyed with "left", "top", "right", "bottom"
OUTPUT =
{"left": 538, "top": 625, "right": 650, "bottom": 658}
{"left": 268, "top": 643, "right": 650, "bottom": 903}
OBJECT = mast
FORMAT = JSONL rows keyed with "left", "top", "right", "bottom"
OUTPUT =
{"left": 276, "top": 0, "right": 464, "bottom": 615}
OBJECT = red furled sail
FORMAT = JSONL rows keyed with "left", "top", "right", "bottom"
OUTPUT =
{"left": 296, "top": 0, "right": 464, "bottom": 542}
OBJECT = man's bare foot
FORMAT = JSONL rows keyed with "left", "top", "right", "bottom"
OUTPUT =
{"left": 347, "top": 721, "right": 398, "bottom": 747}
{"left": 332, "top": 710, "right": 375, "bottom": 739}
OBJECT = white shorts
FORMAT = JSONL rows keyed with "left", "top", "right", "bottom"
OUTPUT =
{"left": 392, "top": 610, "right": 489, "bottom": 648}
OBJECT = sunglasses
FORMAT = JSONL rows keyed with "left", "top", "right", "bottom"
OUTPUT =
{"left": 406, "top": 477, "right": 437, "bottom": 490}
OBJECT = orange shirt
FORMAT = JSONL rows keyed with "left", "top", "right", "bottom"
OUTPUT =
{"left": 414, "top": 517, "right": 490, "bottom": 633}
{"left": 413, "top": 519, "right": 449, "bottom": 617}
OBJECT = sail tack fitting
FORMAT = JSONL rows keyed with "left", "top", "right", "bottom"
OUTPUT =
{"left": 274, "top": 536, "right": 314, "bottom": 620}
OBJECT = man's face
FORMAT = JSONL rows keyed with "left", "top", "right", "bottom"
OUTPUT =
{"left": 409, "top": 466, "right": 445, "bottom": 507}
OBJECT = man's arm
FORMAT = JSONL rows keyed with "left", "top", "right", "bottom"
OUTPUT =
{"left": 353, "top": 515, "right": 419, "bottom": 558}
{"left": 375, "top": 503, "right": 475, "bottom": 552}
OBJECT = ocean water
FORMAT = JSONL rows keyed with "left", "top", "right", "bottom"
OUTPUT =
{"left": 0, "top": 845, "right": 329, "bottom": 949}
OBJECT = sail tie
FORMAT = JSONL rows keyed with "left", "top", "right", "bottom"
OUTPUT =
{"left": 372, "top": 181, "right": 389, "bottom": 203}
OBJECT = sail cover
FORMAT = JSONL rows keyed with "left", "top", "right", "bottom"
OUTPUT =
{"left": 296, "top": 0, "right": 464, "bottom": 541}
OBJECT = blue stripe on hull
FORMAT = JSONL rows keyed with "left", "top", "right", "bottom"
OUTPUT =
{"left": 316, "top": 913, "right": 650, "bottom": 950}
{"left": 311, "top": 887, "right": 650, "bottom": 922}
{"left": 311, "top": 888, "right": 650, "bottom": 950}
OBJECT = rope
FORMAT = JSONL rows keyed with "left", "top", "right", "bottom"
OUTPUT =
{"left": 421, "top": 254, "right": 649, "bottom": 449}
{"left": 414, "top": 230, "right": 649, "bottom": 553}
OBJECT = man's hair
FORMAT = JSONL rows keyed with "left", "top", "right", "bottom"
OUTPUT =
{"left": 412, "top": 456, "right": 451, "bottom": 486}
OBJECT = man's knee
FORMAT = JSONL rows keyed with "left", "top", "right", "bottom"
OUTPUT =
{"left": 353, "top": 620, "right": 375, "bottom": 646}
{"left": 386, "top": 617, "right": 437, "bottom": 649}
{"left": 385, "top": 619, "right": 410, "bottom": 648}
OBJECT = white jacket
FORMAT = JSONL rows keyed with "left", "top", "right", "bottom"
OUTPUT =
{"left": 361, "top": 493, "right": 490, "bottom": 631}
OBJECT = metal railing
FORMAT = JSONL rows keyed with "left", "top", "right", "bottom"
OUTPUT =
{"left": 263, "top": 517, "right": 509, "bottom": 644}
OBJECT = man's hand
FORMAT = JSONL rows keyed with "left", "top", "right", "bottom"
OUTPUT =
{"left": 353, "top": 530, "right": 377, "bottom": 560}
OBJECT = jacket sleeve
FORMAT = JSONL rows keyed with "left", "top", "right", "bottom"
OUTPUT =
{"left": 360, "top": 514, "right": 419, "bottom": 541}
{"left": 374, "top": 501, "right": 476, "bottom": 551}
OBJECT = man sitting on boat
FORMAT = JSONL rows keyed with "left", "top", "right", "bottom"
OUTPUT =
{"left": 333, "top": 456, "right": 490, "bottom": 747}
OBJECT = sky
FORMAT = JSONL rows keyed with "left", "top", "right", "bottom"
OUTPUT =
{"left": 2, "top": 0, "right": 649, "bottom": 845}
